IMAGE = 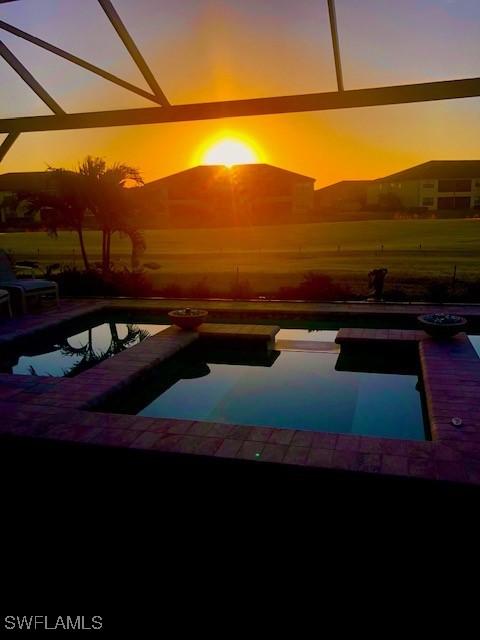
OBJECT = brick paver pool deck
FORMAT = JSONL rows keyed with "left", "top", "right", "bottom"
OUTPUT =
{"left": 1, "top": 298, "right": 480, "bottom": 487}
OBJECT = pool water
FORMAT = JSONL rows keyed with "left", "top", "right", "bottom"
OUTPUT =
{"left": 468, "top": 335, "right": 480, "bottom": 357}
{"left": 2, "top": 310, "right": 430, "bottom": 439}
{"left": 276, "top": 328, "right": 338, "bottom": 342}
{"left": 0, "top": 309, "right": 431, "bottom": 379}
{"left": 112, "top": 345, "right": 427, "bottom": 440}
{"left": 0, "top": 317, "right": 395, "bottom": 378}
{"left": 1, "top": 322, "right": 168, "bottom": 377}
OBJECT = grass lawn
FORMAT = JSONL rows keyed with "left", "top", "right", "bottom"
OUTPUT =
{"left": 2, "top": 219, "right": 480, "bottom": 293}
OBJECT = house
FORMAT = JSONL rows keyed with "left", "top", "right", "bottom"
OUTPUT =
{"left": 367, "top": 161, "right": 480, "bottom": 212}
{"left": 314, "top": 180, "right": 369, "bottom": 212}
{"left": 134, "top": 164, "right": 315, "bottom": 228}
{"left": 0, "top": 171, "right": 54, "bottom": 224}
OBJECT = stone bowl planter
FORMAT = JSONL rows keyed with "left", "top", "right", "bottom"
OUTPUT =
{"left": 418, "top": 313, "right": 467, "bottom": 339}
{"left": 168, "top": 308, "right": 208, "bottom": 330}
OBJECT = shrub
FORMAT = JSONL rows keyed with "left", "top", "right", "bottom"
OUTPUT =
{"left": 425, "top": 281, "right": 450, "bottom": 302}
{"left": 276, "top": 272, "right": 352, "bottom": 301}
{"left": 187, "top": 279, "right": 214, "bottom": 299}
{"left": 382, "top": 288, "right": 409, "bottom": 302}
{"left": 108, "top": 269, "right": 153, "bottom": 297}
{"left": 156, "top": 283, "right": 184, "bottom": 298}
{"left": 228, "top": 279, "right": 253, "bottom": 299}
{"left": 463, "top": 281, "right": 480, "bottom": 302}
{"left": 52, "top": 267, "right": 153, "bottom": 297}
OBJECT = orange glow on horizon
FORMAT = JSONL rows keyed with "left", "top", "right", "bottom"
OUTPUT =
{"left": 1, "top": 1, "right": 479, "bottom": 185}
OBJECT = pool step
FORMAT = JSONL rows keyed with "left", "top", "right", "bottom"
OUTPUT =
{"left": 335, "top": 328, "right": 427, "bottom": 345}
{"left": 275, "top": 339, "right": 339, "bottom": 353}
{"left": 198, "top": 323, "right": 279, "bottom": 349}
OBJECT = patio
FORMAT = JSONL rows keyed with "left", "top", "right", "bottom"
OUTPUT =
{"left": 1, "top": 297, "right": 480, "bottom": 488}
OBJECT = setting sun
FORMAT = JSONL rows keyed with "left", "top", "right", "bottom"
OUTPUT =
{"left": 198, "top": 134, "right": 261, "bottom": 167}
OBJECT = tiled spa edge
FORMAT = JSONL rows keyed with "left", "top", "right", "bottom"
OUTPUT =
{"left": 1, "top": 324, "right": 480, "bottom": 485}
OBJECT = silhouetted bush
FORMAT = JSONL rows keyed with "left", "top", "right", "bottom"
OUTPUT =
{"left": 187, "top": 280, "right": 214, "bottom": 298}
{"left": 108, "top": 269, "right": 154, "bottom": 297}
{"left": 52, "top": 267, "right": 153, "bottom": 297}
{"left": 156, "top": 284, "right": 184, "bottom": 298}
{"left": 228, "top": 279, "right": 253, "bottom": 299}
{"left": 425, "top": 281, "right": 450, "bottom": 302}
{"left": 382, "top": 288, "right": 410, "bottom": 302}
{"left": 277, "top": 272, "right": 352, "bottom": 301}
{"left": 462, "top": 281, "right": 480, "bottom": 303}
{"left": 52, "top": 266, "right": 480, "bottom": 304}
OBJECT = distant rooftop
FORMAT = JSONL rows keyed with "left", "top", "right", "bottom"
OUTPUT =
{"left": 0, "top": 171, "right": 52, "bottom": 192}
{"left": 376, "top": 160, "right": 480, "bottom": 182}
{"left": 315, "top": 180, "right": 371, "bottom": 193}
{"left": 143, "top": 164, "right": 315, "bottom": 190}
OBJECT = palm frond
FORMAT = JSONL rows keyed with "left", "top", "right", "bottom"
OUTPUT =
{"left": 63, "top": 348, "right": 110, "bottom": 377}
{"left": 58, "top": 339, "right": 91, "bottom": 357}
{"left": 137, "top": 328, "right": 150, "bottom": 343}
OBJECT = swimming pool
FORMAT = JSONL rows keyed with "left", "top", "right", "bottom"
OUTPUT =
{"left": 0, "top": 320, "right": 168, "bottom": 377}
{"left": 0, "top": 321, "right": 400, "bottom": 378}
{"left": 276, "top": 328, "right": 339, "bottom": 342}
{"left": 106, "top": 343, "right": 427, "bottom": 440}
{"left": 468, "top": 335, "right": 480, "bottom": 358}
{"left": 0, "top": 312, "right": 408, "bottom": 377}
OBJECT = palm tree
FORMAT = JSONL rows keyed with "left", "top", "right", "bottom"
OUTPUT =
{"left": 106, "top": 322, "right": 150, "bottom": 353}
{"left": 78, "top": 156, "right": 144, "bottom": 273}
{"left": 59, "top": 323, "right": 150, "bottom": 377}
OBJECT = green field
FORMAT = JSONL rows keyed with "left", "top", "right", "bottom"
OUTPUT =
{"left": 2, "top": 219, "right": 480, "bottom": 293}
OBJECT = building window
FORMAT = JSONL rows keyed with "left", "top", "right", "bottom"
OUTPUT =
{"left": 438, "top": 196, "right": 471, "bottom": 210}
{"left": 422, "top": 197, "right": 434, "bottom": 206}
{"left": 438, "top": 179, "right": 471, "bottom": 192}
{"left": 423, "top": 183, "right": 435, "bottom": 188}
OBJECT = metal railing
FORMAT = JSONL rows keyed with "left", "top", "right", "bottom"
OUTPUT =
{"left": 0, "top": 0, "right": 479, "bottom": 163}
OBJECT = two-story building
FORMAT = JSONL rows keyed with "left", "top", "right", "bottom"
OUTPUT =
{"left": 367, "top": 161, "right": 480, "bottom": 212}
{"left": 135, "top": 164, "right": 315, "bottom": 227}
{"left": 314, "top": 180, "right": 369, "bottom": 212}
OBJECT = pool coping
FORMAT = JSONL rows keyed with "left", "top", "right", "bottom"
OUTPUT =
{"left": 1, "top": 299, "right": 480, "bottom": 486}
{"left": 3, "top": 297, "right": 480, "bottom": 346}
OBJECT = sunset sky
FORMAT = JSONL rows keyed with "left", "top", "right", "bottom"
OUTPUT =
{"left": 1, "top": 0, "right": 479, "bottom": 187}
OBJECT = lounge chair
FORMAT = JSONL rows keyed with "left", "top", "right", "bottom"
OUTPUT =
{"left": 0, "top": 288, "right": 12, "bottom": 318}
{"left": 0, "top": 249, "right": 59, "bottom": 314}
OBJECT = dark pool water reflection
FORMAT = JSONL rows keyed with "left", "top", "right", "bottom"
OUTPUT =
{"left": 115, "top": 346, "right": 427, "bottom": 440}
{"left": 3, "top": 322, "right": 168, "bottom": 377}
